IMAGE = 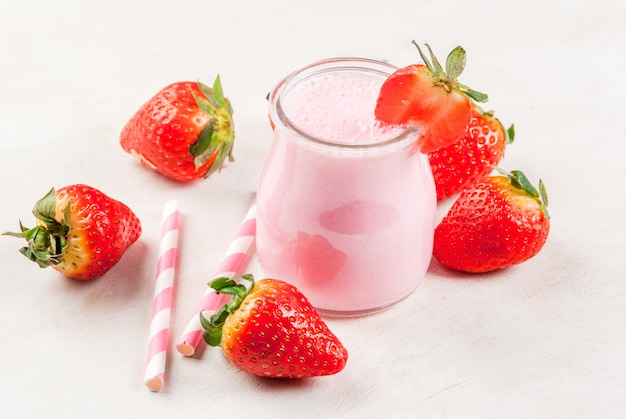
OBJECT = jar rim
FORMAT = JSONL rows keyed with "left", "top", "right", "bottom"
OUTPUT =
{"left": 268, "top": 57, "right": 420, "bottom": 150}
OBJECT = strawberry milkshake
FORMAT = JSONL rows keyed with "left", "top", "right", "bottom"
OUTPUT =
{"left": 257, "top": 58, "right": 436, "bottom": 315}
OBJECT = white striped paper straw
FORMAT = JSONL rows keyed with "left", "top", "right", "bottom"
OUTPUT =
{"left": 175, "top": 201, "right": 256, "bottom": 357}
{"left": 144, "top": 200, "right": 180, "bottom": 391}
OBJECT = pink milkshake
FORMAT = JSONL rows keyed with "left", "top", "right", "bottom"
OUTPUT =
{"left": 257, "top": 58, "right": 436, "bottom": 315}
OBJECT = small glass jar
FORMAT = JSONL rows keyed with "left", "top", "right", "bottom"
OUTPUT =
{"left": 256, "top": 58, "right": 436, "bottom": 316}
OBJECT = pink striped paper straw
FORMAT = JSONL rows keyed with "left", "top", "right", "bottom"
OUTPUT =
{"left": 176, "top": 201, "right": 256, "bottom": 357}
{"left": 144, "top": 200, "right": 180, "bottom": 392}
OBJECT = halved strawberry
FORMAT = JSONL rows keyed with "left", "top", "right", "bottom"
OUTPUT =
{"left": 375, "top": 41, "right": 488, "bottom": 154}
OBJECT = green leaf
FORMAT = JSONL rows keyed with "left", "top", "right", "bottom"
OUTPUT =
{"left": 196, "top": 78, "right": 222, "bottom": 109}
{"left": 425, "top": 43, "right": 444, "bottom": 74}
{"left": 510, "top": 170, "right": 539, "bottom": 197}
{"left": 193, "top": 92, "right": 216, "bottom": 116}
{"left": 200, "top": 312, "right": 223, "bottom": 346}
{"left": 507, "top": 124, "right": 515, "bottom": 144}
{"left": 539, "top": 179, "right": 549, "bottom": 207}
{"left": 32, "top": 188, "right": 58, "bottom": 225}
{"left": 411, "top": 40, "right": 432, "bottom": 72}
{"left": 62, "top": 202, "right": 71, "bottom": 226}
{"left": 201, "top": 274, "right": 256, "bottom": 347}
{"left": 189, "top": 122, "right": 215, "bottom": 163}
{"left": 3, "top": 221, "right": 28, "bottom": 239}
{"left": 445, "top": 46, "right": 466, "bottom": 79}
{"left": 496, "top": 167, "right": 550, "bottom": 219}
{"left": 539, "top": 179, "right": 550, "bottom": 219}
{"left": 209, "top": 274, "right": 254, "bottom": 298}
{"left": 209, "top": 276, "right": 236, "bottom": 290}
{"left": 458, "top": 82, "right": 489, "bottom": 103}
{"left": 218, "top": 284, "right": 248, "bottom": 297}
{"left": 212, "top": 75, "right": 226, "bottom": 107}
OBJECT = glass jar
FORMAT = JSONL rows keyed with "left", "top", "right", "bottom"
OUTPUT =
{"left": 257, "top": 58, "right": 436, "bottom": 316}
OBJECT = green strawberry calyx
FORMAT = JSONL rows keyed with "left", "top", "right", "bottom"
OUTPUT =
{"left": 200, "top": 274, "right": 256, "bottom": 347}
{"left": 412, "top": 40, "right": 488, "bottom": 103}
{"left": 496, "top": 167, "right": 550, "bottom": 219}
{"left": 2, "top": 188, "right": 69, "bottom": 268}
{"left": 189, "top": 75, "right": 235, "bottom": 178}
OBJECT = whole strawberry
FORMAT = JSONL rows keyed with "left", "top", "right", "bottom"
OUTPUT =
{"left": 433, "top": 169, "right": 550, "bottom": 273}
{"left": 120, "top": 76, "right": 234, "bottom": 182}
{"left": 375, "top": 41, "right": 488, "bottom": 154}
{"left": 4, "top": 185, "right": 141, "bottom": 280}
{"left": 201, "top": 275, "right": 348, "bottom": 378}
{"left": 429, "top": 105, "right": 514, "bottom": 201}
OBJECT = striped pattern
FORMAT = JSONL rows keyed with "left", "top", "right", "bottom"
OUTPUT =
{"left": 175, "top": 202, "right": 256, "bottom": 357}
{"left": 144, "top": 200, "right": 180, "bottom": 391}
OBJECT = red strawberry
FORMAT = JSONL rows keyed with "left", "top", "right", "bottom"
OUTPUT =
{"left": 201, "top": 275, "right": 348, "bottom": 378}
{"left": 375, "top": 41, "right": 488, "bottom": 154}
{"left": 429, "top": 105, "right": 514, "bottom": 201}
{"left": 433, "top": 169, "right": 550, "bottom": 273}
{"left": 120, "top": 77, "right": 235, "bottom": 182}
{"left": 3, "top": 185, "right": 141, "bottom": 280}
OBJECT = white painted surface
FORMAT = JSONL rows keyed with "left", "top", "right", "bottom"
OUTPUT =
{"left": 0, "top": 0, "right": 623, "bottom": 417}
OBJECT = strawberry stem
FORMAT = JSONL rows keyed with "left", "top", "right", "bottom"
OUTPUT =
{"left": 2, "top": 188, "right": 68, "bottom": 268}
{"left": 495, "top": 167, "right": 550, "bottom": 219}
{"left": 201, "top": 274, "right": 255, "bottom": 346}
{"left": 412, "top": 40, "right": 488, "bottom": 103}
{"left": 189, "top": 76, "right": 235, "bottom": 175}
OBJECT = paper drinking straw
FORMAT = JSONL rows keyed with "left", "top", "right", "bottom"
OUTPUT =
{"left": 175, "top": 201, "right": 256, "bottom": 357}
{"left": 144, "top": 200, "right": 180, "bottom": 392}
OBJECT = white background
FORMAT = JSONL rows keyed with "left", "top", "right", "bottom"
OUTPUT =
{"left": 1, "top": 0, "right": 624, "bottom": 417}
